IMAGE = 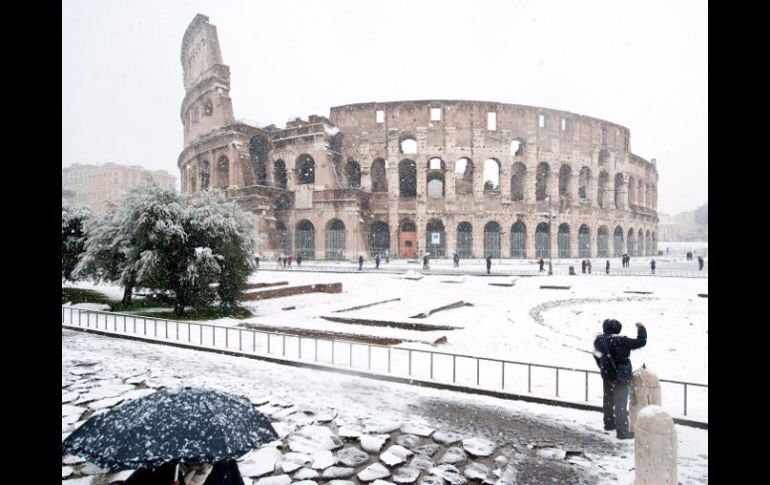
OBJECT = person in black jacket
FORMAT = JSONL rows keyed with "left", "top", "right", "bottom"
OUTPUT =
{"left": 593, "top": 319, "right": 647, "bottom": 439}
{"left": 124, "top": 460, "right": 244, "bottom": 485}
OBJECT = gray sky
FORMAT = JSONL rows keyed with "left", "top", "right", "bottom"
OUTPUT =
{"left": 62, "top": 0, "right": 707, "bottom": 214}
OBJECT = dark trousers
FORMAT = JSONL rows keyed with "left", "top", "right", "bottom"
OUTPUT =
{"left": 602, "top": 378, "right": 630, "bottom": 434}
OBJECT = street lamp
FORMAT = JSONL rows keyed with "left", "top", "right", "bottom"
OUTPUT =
{"left": 545, "top": 195, "right": 554, "bottom": 275}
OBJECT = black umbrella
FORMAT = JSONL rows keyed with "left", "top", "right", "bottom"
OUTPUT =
{"left": 62, "top": 387, "right": 278, "bottom": 470}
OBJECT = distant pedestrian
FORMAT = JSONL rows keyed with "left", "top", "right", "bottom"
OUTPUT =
{"left": 385, "top": 250, "right": 390, "bottom": 264}
{"left": 539, "top": 257, "right": 545, "bottom": 272}
{"left": 297, "top": 254, "right": 302, "bottom": 267}
{"left": 486, "top": 255, "right": 492, "bottom": 274}
{"left": 254, "top": 256, "right": 260, "bottom": 269}
{"left": 698, "top": 256, "right": 704, "bottom": 270}
{"left": 650, "top": 259, "right": 656, "bottom": 274}
{"left": 587, "top": 259, "right": 592, "bottom": 274}
{"left": 277, "top": 255, "right": 283, "bottom": 269}
{"left": 606, "top": 260, "right": 610, "bottom": 275}
{"left": 375, "top": 253, "right": 381, "bottom": 269}
{"left": 358, "top": 255, "right": 364, "bottom": 271}
{"left": 287, "top": 255, "right": 293, "bottom": 267}
{"left": 453, "top": 252, "right": 460, "bottom": 268}
{"left": 581, "top": 259, "right": 587, "bottom": 274}
{"left": 423, "top": 254, "right": 430, "bottom": 270}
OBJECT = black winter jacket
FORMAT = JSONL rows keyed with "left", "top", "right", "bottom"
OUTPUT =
{"left": 593, "top": 320, "right": 647, "bottom": 383}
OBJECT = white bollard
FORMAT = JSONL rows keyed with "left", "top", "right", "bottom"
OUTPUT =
{"left": 634, "top": 405, "right": 677, "bottom": 485}
{"left": 630, "top": 365, "right": 661, "bottom": 432}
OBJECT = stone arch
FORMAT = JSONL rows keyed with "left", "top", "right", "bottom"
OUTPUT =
{"left": 425, "top": 218, "right": 446, "bottom": 257}
{"left": 510, "top": 221, "right": 527, "bottom": 259}
{"left": 454, "top": 158, "right": 474, "bottom": 195}
{"left": 638, "top": 229, "right": 645, "bottom": 257}
{"left": 370, "top": 158, "right": 387, "bottom": 192}
{"left": 199, "top": 160, "right": 210, "bottom": 190}
{"left": 559, "top": 164, "right": 572, "bottom": 204}
{"left": 627, "top": 228, "right": 636, "bottom": 256}
{"left": 370, "top": 221, "right": 390, "bottom": 255}
{"left": 627, "top": 175, "right": 635, "bottom": 206}
{"left": 578, "top": 224, "right": 591, "bottom": 258}
{"left": 274, "top": 160, "right": 287, "bottom": 189}
{"left": 216, "top": 156, "right": 229, "bottom": 189}
{"left": 427, "top": 157, "right": 445, "bottom": 198}
{"left": 511, "top": 162, "right": 526, "bottom": 201}
{"left": 399, "top": 159, "right": 417, "bottom": 197}
{"left": 536, "top": 162, "right": 550, "bottom": 201}
{"left": 483, "top": 158, "right": 501, "bottom": 192}
{"left": 535, "top": 222, "right": 551, "bottom": 258}
{"left": 597, "top": 225, "right": 609, "bottom": 257}
{"left": 275, "top": 220, "right": 290, "bottom": 254}
{"left": 345, "top": 159, "right": 361, "bottom": 188}
{"left": 295, "top": 220, "right": 315, "bottom": 260}
{"left": 325, "top": 219, "right": 346, "bottom": 260}
{"left": 613, "top": 225, "right": 624, "bottom": 257}
{"left": 457, "top": 221, "right": 473, "bottom": 258}
{"left": 614, "top": 173, "right": 625, "bottom": 209}
{"left": 484, "top": 221, "right": 502, "bottom": 258}
{"left": 652, "top": 231, "right": 657, "bottom": 255}
{"left": 598, "top": 171, "right": 610, "bottom": 208}
{"left": 558, "top": 223, "right": 571, "bottom": 258}
{"left": 579, "top": 166, "right": 591, "bottom": 201}
{"left": 297, "top": 154, "right": 315, "bottom": 184}
{"left": 399, "top": 135, "right": 417, "bottom": 155}
{"left": 399, "top": 219, "right": 417, "bottom": 258}
{"left": 250, "top": 135, "right": 270, "bottom": 186}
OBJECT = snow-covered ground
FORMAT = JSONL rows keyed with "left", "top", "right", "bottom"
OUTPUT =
{"left": 65, "top": 270, "right": 707, "bottom": 422}
{"left": 62, "top": 330, "right": 708, "bottom": 484}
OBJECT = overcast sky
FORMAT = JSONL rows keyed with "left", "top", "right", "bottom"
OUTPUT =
{"left": 62, "top": 0, "right": 707, "bottom": 214}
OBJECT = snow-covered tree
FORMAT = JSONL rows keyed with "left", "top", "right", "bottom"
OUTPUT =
{"left": 61, "top": 205, "right": 92, "bottom": 281}
{"left": 185, "top": 192, "right": 257, "bottom": 308}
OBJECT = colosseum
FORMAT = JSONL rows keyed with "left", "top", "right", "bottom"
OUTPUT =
{"left": 179, "top": 14, "right": 659, "bottom": 261}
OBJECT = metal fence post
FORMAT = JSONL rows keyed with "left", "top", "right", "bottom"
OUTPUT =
{"left": 282, "top": 335, "right": 286, "bottom": 356}
{"left": 368, "top": 345, "right": 371, "bottom": 370}
{"left": 388, "top": 348, "right": 391, "bottom": 373}
{"left": 501, "top": 361, "right": 505, "bottom": 390}
{"left": 684, "top": 383, "right": 688, "bottom": 416}
{"left": 528, "top": 364, "right": 532, "bottom": 393}
{"left": 408, "top": 350, "right": 412, "bottom": 376}
{"left": 331, "top": 340, "right": 335, "bottom": 365}
{"left": 430, "top": 352, "right": 434, "bottom": 379}
{"left": 585, "top": 371, "right": 589, "bottom": 401}
{"left": 349, "top": 343, "right": 353, "bottom": 368}
{"left": 555, "top": 368, "right": 560, "bottom": 397}
{"left": 453, "top": 355, "right": 456, "bottom": 383}
{"left": 476, "top": 358, "right": 480, "bottom": 386}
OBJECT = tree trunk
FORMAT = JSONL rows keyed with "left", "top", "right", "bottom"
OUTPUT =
{"left": 122, "top": 286, "right": 133, "bottom": 305}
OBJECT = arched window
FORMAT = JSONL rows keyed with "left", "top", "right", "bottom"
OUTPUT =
{"left": 425, "top": 218, "right": 446, "bottom": 257}
{"left": 216, "top": 156, "right": 229, "bottom": 189}
{"left": 399, "top": 159, "right": 417, "bottom": 197}
{"left": 614, "top": 173, "right": 625, "bottom": 209}
{"left": 535, "top": 222, "right": 550, "bottom": 258}
{"left": 199, "top": 160, "right": 210, "bottom": 190}
{"left": 627, "top": 228, "right": 635, "bottom": 256}
{"left": 597, "top": 226, "right": 609, "bottom": 257}
{"left": 325, "top": 219, "right": 346, "bottom": 260}
{"left": 454, "top": 158, "right": 474, "bottom": 196}
{"left": 645, "top": 230, "right": 652, "bottom": 257}
{"left": 427, "top": 157, "right": 445, "bottom": 198}
{"left": 637, "top": 229, "right": 644, "bottom": 257}
{"left": 250, "top": 135, "right": 270, "bottom": 186}
{"left": 295, "top": 220, "right": 315, "bottom": 259}
{"left": 400, "top": 137, "right": 417, "bottom": 155}
{"left": 598, "top": 171, "right": 610, "bottom": 208}
{"left": 598, "top": 149, "right": 610, "bottom": 166}
{"left": 579, "top": 167, "right": 591, "bottom": 201}
{"left": 536, "top": 163, "right": 550, "bottom": 201}
{"left": 484, "top": 221, "right": 501, "bottom": 258}
{"left": 274, "top": 160, "right": 287, "bottom": 189}
{"left": 297, "top": 154, "right": 315, "bottom": 184}
{"left": 510, "top": 221, "right": 526, "bottom": 258}
{"left": 559, "top": 165, "right": 572, "bottom": 204}
{"left": 578, "top": 224, "right": 590, "bottom": 258}
{"left": 613, "top": 226, "right": 624, "bottom": 257}
{"left": 370, "top": 221, "right": 390, "bottom": 255}
{"left": 371, "top": 159, "right": 387, "bottom": 192}
{"left": 345, "top": 160, "right": 361, "bottom": 188}
{"left": 483, "top": 159, "right": 501, "bottom": 192}
{"left": 558, "top": 223, "right": 570, "bottom": 258}
{"left": 627, "top": 175, "right": 635, "bottom": 206}
{"left": 511, "top": 162, "right": 526, "bottom": 201}
{"left": 457, "top": 222, "right": 473, "bottom": 258}
{"left": 275, "top": 220, "right": 290, "bottom": 254}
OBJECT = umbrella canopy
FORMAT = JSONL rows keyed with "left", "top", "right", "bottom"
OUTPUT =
{"left": 62, "top": 387, "right": 277, "bottom": 470}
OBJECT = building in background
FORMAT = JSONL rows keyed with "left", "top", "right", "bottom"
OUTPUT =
{"left": 179, "top": 14, "right": 659, "bottom": 260}
{"left": 62, "top": 162, "right": 176, "bottom": 213}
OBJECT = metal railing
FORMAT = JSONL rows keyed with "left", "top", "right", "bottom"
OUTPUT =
{"left": 61, "top": 306, "right": 707, "bottom": 423}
